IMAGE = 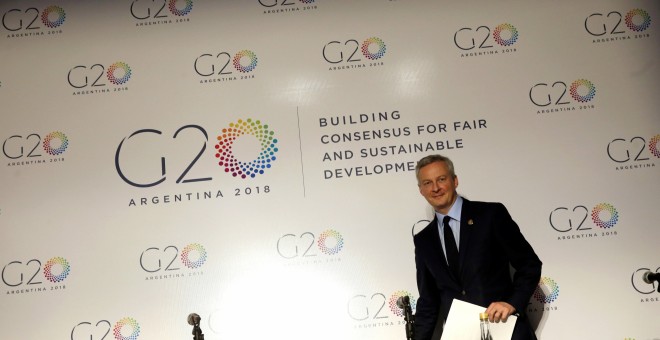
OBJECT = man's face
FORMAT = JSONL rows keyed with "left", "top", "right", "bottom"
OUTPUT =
{"left": 417, "top": 161, "right": 459, "bottom": 215}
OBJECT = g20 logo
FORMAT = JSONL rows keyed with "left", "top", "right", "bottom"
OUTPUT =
{"left": 258, "top": 0, "right": 315, "bottom": 8}
{"left": 453, "top": 23, "right": 519, "bottom": 50}
{"left": 68, "top": 62, "right": 132, "bottom": 88}
{"left": 529, "top": 79, "right": 596, "bottom": 106}
{"left": 631, "top": 267, "right": 659, "bottom": 294}
{"left": 71, "top": 317, "right": 140, "bottom": 340}
{"left": 533, "top": 277, "right": 560, "bottom": 303}
{"left": 276, "top": 229, "right": 344, "bottom": 259}
{"left": 2, "top": 257, "right": 71, "bottom": 287}
{"left": 115, "top": 125, "right": 211, "bottom": 188}
{"left": 194, "top": 50, "right": 258, "bottom": 76}
{"left": 607, "top": 134, "right": 660, "bottom": 163}
{"left": 139, "top": 243, "right": 207, "bottom": 273}
{"left": 2, "top": 131, "right": 69, "bottom": 159}
{"left": 130, "top": 0, "right": 193, "bottom": 19}
{"left": 549, "top": 202, "right": 619, "bottom": 232}
{"left": 2, "top": 6, "right": 65, "bottom": 31}
{"left": 322, "top": 37, "right": 386, "bottom": 64}
{"left": 347, "top": 291, "right": 416, "bottom": 321}
{"left": 115, "top": 119, "right": 278, "bottom": 187}
{"left": 585, "top": 8, "right": 651, "bottom": 36}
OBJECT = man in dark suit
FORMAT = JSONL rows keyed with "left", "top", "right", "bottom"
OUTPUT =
{"left": 413, "top": 154, "right": 542, "bottom": 340}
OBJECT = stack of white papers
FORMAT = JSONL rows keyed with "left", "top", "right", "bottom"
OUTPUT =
{"left": 440, "top": 299, "right": 516, "bottom": 340}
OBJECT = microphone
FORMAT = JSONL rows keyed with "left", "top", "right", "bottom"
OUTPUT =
{"left": 187, "top": 313, "right": 201, "bottom": 326}
{"left": 397, "top": 295, "right": 410, "bottom": 309}
{"left": 643, "top": 271, "right": 660, "bottom": 284}
{"left": 187, "top": 313, "right": 204, "bottom": 340}
{"left": 397, "top": 296, "right": 415, "bottom": 340}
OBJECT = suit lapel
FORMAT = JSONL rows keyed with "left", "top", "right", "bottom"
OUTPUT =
{"left": 458, "top": 198, "right": 474, "bottom": 278}
{"left": 424, "top": 216, "right": 463, "bottom": 287}
{"left": 418, "top": 216, "right": 464, "bottom": 292}
{"left": 426, "top": 217, "right": 450, "bottom": 272}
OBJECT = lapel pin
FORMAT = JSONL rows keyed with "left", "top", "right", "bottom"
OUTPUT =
{"left": 468, "top": 219, "right": 474, "bottom": 225}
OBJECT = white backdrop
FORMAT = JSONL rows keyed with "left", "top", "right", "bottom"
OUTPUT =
{"left": 1, "top": 0, "right": 659, "bottom": 339}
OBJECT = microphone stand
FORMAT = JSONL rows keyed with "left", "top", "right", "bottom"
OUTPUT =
{"left": 398, "top": 296, "right": 415, "bottom": 340}
{"left": 403, "top": 304, "right": 415, "bottom": 340}
{"left": 192, "top": 322, "right": 204, "bottom": 340}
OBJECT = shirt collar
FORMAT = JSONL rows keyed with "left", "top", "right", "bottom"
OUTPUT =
{"left": 435, "top": 195, "right": 463, "bottom": 223}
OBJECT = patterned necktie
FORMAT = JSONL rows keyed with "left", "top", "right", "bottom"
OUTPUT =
{"left": 443, "top": 216, "right": 460, "bottom": 279}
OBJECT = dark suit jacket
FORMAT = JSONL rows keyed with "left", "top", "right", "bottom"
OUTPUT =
{"left": 413, "top": 198, "right": 542, "bottom": 340}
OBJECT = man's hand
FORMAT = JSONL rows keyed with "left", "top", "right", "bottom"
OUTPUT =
{"left": 485, "top": 302, "right": 516, "bottom": 323}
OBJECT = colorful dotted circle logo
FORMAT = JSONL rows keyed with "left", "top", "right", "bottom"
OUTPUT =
{"left": 214, "top": 118, "right": 278, "bottom": 179}
{"left": 107, "top": 62, "right": 132, "bottom": 85}
{"left": 43, "top": 131, "right": 69, "bottom": 155}
{"left": 169, "top": 0, "right": 193, "bottom": 16}
{"left": 181, "top": 243, "right": 207, "bottom": 269}
{"left": 649, "top": 134, "right": 660, "bottom": 158}
{"left": 625, "top": 9, "right": 651, "bottom": 32}
{"left": 41, "top": 6, "right": 66, "bottom": 28}
{"left": 591, "top": 203, "right": 618, "bottom": 229}
{"left": 317, "top": 229, "right": 344, "bottom": 255}
{"left": 113, "top": 317, "right": 140, "bottom": 340}
{"left": 569, "top": 79, "right": 596, "bottom": 103}
{"left": 533, "top": 277, "right": 560, "bottom": 303}
{"left": 361, "top": 37, "right": 386, "bottom": 60}
{"left": 493, "top": 23, "right": 518, "bottom": 46}
{"left": 43, "top": 257, "right": 70, "bottom": 283}
{"left": 388, "top": 291, "right": 417, "bottom": 316}
{"left": 233, "top": 50, "right": 258, "bottom": 73}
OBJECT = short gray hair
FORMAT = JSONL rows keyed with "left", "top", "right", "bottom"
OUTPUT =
{"left": 415, "top": 154, "right": 456, "bottom": 182}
